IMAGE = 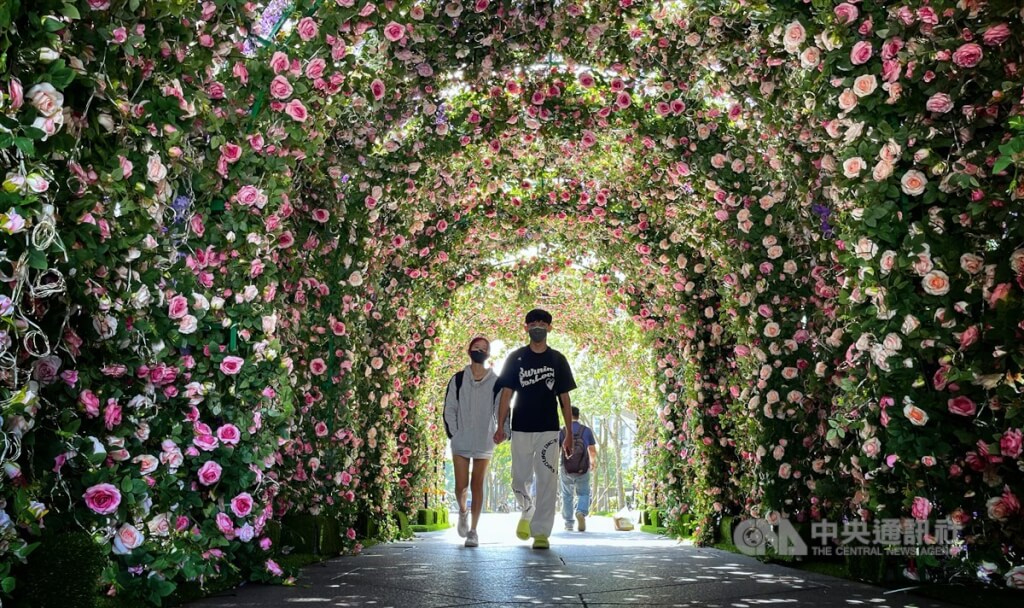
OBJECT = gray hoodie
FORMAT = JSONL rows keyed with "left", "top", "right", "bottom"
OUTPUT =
{"left": 443, "top": 366, "right": 503, "bottom": 459}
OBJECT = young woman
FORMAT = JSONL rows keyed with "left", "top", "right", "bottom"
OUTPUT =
{"left": 443, "top": 336, "right": 502, "bottom": 547}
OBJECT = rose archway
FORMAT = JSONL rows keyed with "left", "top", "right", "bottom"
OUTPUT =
{"left": 2, "top": 0, "right": 1023, "bottom": 604}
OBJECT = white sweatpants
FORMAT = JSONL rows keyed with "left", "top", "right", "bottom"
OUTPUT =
{"left": 511, "top": 431, "right": 560, "bottom": 539}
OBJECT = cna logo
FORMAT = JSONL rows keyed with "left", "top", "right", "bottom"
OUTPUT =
{"left": 733, "top": 518, "right": 809, "bottom": 557}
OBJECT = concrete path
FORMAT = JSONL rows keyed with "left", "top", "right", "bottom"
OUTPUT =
{"left": 189, "top": 512, "right": 960, "bottom": 607}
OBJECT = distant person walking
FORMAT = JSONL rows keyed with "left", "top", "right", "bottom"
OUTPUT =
{"left": 494, "top": 309, "right": 576, "bottom": 550}
{"left": 444, "top": 336, "right": 502, "bottom": 547}
{"left": 560, "top": 407, "right": 597, "bottom": 531}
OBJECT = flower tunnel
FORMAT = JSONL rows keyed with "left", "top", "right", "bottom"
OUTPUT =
{"left": 2, "top": 0, "right": 1024, "bottom": 603}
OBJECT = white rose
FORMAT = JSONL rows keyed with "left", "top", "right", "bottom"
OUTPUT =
{"left": 853, "top": 74, "right": 877, "bottom": 97}
{"left": 130, "top": 285, "right": 152, "bottom": 309}
{"left": 242, "top": 285, "right": 259, "bottom": 301}
{"left": 210, "top": 296, "right": 225, "bottom": 310}
{"left": 843, "top": 157, "right": 865, "bottom": 178}
{"left": 901, "top": 314, "right": 920, "bottom": 334}
{"left": 192, "top": 293, "right": 210, "bottom": 311}
{"left": 854, "top": 237, "right": 877, "bottom": 260}
{"left": 178, "top": 315, "right": 198, "bottom": 334}
{"left": 882, "top": 333, "right": 902, "bottom": 352}
{"left": 872, "top": 160, "right": 894, "bottom": 181}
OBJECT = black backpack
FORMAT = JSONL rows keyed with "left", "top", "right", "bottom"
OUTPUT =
{"left": 562, "top": 424, "right": 590, "bottom": 475}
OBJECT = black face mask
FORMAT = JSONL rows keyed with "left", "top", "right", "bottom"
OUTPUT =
{"left": 469, "top": 351, "right": 489, "bottom": 364}
{"left": 528, "top": 327, "right": 548, "bottom": 342}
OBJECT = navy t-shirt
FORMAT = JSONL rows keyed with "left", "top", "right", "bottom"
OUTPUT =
{"left": 498, "top": 346, "right": 576, "bottom": 432}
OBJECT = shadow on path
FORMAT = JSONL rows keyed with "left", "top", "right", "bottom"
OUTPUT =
{"left": 189, "top": 512, "right": 960, "bottom": 607}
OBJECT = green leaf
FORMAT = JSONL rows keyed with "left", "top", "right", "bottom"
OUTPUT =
{"left": 14, "top": 137, "right": 34, "bottom": 156}
{"left": 992, "top": 156, "right": 1013, "bottom": 174}
{"left": 0, "top": 132, "right": 13, "bottom": 149}
{"left": 61, "top": 3, "right": 80, "bottom": 19}
{"left": 43, "top": 17, "right": 64, "bottom": 32}
{"left": 2, "top": 577, "right": 15, "bottom": 594}
{"left": 27, "top": 250, "right": 48, "bottom": 270}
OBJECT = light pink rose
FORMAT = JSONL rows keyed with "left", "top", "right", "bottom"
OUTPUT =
{"left": 269, "top": 75, "right": 293, "bottom": 100}
{"left": 220, "top": 356, "right": 244, "bottom": 375}
{"left": 284, "top": 99, "right": 307, "bottom": 121}
{"left": 26, "top": 83, "right": 63, "bottom": 117}
{"left": 1000, "top": 429, "right": 1023, "bottom": 459}
{"left": 79, "top": 390, "right": 101, "bottom": 417}
{"left": 236, "top": 185, "right": 264, "bottom": 207}
{"left": 989, "top": 282, "right": 1011, "bottom": 307}
{"left": 952, "top": 43, "right": 983, "bottom": 68}
{"left": 862, "top": 437, "right": 881, "bottom": 458}
{"left": 296, "top": 16, "right": 318, "bottom": 41}
{"left": 783, "top": 21, "right": 806, "bottom": 53}
{"left": 111, "top": 27, "right": 127, "bottom": 44}
{"left": 850, "top": 41, "right": 873, "bottom": 65}
{"left": 216, "top": 512, "right": 234, "bottom": 535}
{"left": 958, "top": 325, "right": 980, "bottom": 350}
{"left": 370, "top": 78, "right": 386, "bottom": 101}
{"left": 926, "top": 92, "right": 953, "bottom": 113}
{"left": 84, "top": 483, "right": 121, "bottom": 514}
{"left": 112, "top": 523, "right": 145, "bottom": 554}
{"left": 383, "top": 21, "right": 405, "bottom": 42}
{"left": 146, "top": 154, "right": 167, "bottom": 182}
{"left": 948, "top": 396, "right": 977, "bottom": 417}
{"left": 911, "top": 496, "right": 932, "bottom": 521}
{"left": 198, "top": 460, "right": 223, "bottom": 486}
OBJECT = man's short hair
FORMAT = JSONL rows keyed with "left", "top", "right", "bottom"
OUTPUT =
{"left": 571, "top": 406, "right": 580, "bottom": 418}
{"left": 525, "top": 308, "right": 553, "bottom": 324}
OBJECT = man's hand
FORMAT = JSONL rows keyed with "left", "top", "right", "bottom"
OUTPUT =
{"left": 562, "top": 433, "right": 573, "bottom": 457}
{"left": 493, "top": 427, "right": 506, "bottom": 444}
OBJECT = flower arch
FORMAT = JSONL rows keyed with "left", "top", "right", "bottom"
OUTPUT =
{"left": 2, "top": 0, "right": 1024, "bottom": 602}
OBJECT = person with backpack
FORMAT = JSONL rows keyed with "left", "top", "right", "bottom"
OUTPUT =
{"left": 443, "top": 335, "right": 504, "bottom": 547}
{"left": 559, "top": 407, "right": 597, "bottom": 531}
{"left": 493, "top": 309, "right": 576, "bottom": 549}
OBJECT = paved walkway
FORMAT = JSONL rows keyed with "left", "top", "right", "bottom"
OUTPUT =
{"left": 190, "top": 513, "right": 961, "bottom": 607}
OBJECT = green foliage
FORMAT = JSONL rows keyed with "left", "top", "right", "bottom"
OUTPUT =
{"left": 13, "top": 531, "right": 104, "bottom": 608}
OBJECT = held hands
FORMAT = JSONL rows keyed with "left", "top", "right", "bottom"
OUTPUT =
{"left": 493, "top": 427, "right": 506, "bottom": 444}
{"left": 562, "top": 434, "right": 573, "bottom": 458}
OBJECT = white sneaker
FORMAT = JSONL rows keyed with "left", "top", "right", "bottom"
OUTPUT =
{"left": 457, "top": 511, "right": 469, "bottom": 537}
{"left": 564, "top": 521, "right": 574, "bottom": 531}
{"left": 465, "top": 530, "right": 479, "bottom": 547}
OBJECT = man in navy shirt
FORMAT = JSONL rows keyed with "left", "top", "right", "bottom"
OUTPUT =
{"left": 559, "top": 407, "right": 597, "bottom": 531}
{"left": 494, "top": 309, "right": 576, "bottom": 549}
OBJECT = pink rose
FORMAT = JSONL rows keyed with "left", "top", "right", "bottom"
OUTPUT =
{"left": 216, "top": 512, "right": 234, "bottom": 535}
{"left": 833, "top": 3, "right": 858, "bottom": 24}
{"left": 111, "top": 27, "right": 128, "bottom": 44}
{"left": 231, "top": 492, "right": 254, "bottom": 517}
{"left": 987, "top": 487, "right": 1021, "bottom": 522}
{"left": 311, "top": 208, "right": 330, "bottom": 222}
{"left": 266, "top": 559, "right": 283, "bottom": 576}
{"left": 79, "top": 390, "right": 101, "bottom": 417}
{"left": 88, "top": 0, "right": 111, "bottom": 9}
{"left": 925, "top": 92, "right": 953, "bottom": 113}
{"left": 84, "top": 483, "right": 121, "bottom": 514}
{"left": 474, "top": 0, "right": 489, "bottom": 11}
{"left": 217, "top": 423, "right": 241, "bottom": 445}
{"left": 615, "top": 91, "right": 632, "bottom": 108}
{"left": 958, "top": 324, "right": 980, "bottom": 351}
{"left": 383, "top": 21, "right": 405, "bottom": 42}
{"left": 235, "top": 185, "right": 264, "bottom": 207}
{"left": 1001, "top": 429, "right": 1023, "bottom": 459}
{"left": 305, "top": 58, "right": 326, "bottom": 80}
{"left": 8, "top": 78, "right": 23, "bottom": 110}
{"left": 284, "top": 99, "right": 307, "bottom": 122}
{"left": 296, "top": 16, "right": 319, "bottom": 41}
{"left": 982, "top": 24, "right": 1011, "bottom": 47}
{"left": 104, "top": 399, "right": 122, "bottom": 430}
{"left": 269, "top": 51, "right": 290, "bottom": 74}
{"left": 270, "top": 75, "right": 293, "bottom": 99}
{"left": 850, "top": 41, "right": 873, "bottom": 65}
{"left": 309, "top": 358, "right": 327, "bottom": 375}
{"left": 370, "top": 79, "right": 386, "bottom": 101}
{"left": 911, "top": 496, "right": 932, "bottom": 521}
{"left": 198, "top": 460, "right": 223, "bottom": 486}
{"left": 948, "top": 396, "right": 977, "bottom": 417}
{"left": 989, "top": 282, "right": 1011, "bottom": 307}
{"left": 167, "top": 295, "right": 189, "bottom": 319}
{"left": 233, "top": 61, "right": 249, "bottom": 83}
{"left": 952, "top": 43, "right": 983, "bottom": 68}
{"left": 220, "top": 356, "right": 244, "bottom": 375}
{"left": 221, "top": 142, "right": 242, "bottom": 163}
